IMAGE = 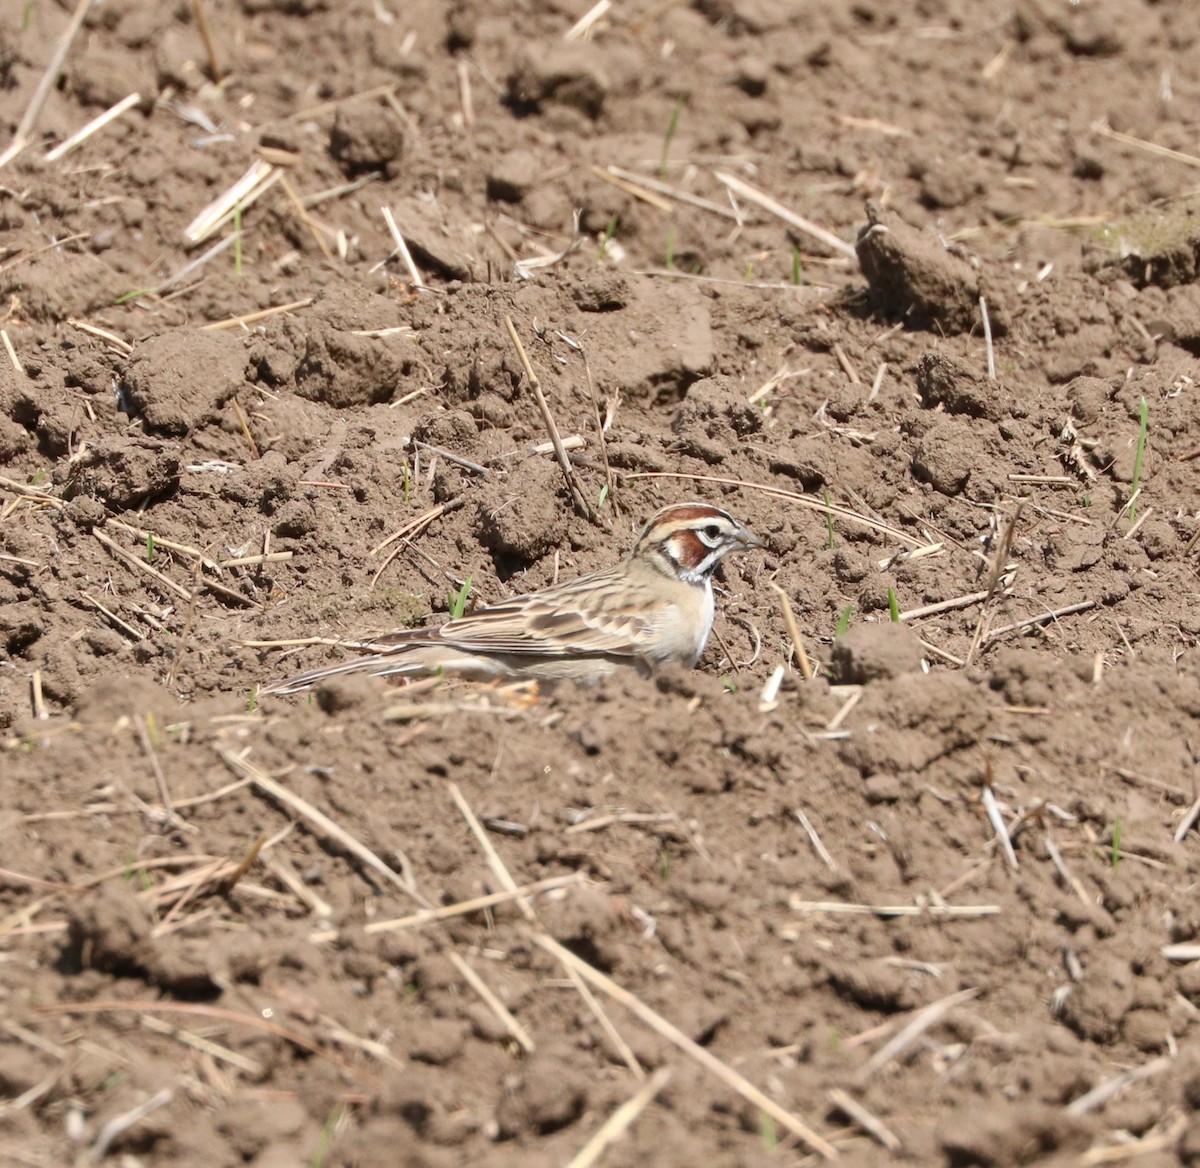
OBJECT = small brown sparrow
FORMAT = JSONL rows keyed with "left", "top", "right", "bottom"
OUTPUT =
{"left": 263, "top": 502, "right": 761, "bottom": 694}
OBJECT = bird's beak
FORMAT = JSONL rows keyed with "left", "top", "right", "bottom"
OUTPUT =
{"left": 735, "top": 523, "right": 764, "bottom": 550}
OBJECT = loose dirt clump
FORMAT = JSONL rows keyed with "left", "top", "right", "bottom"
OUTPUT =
{"left": 3, "top": 2, "right": 1200, "bottom": 1166}
{"left": 856, "top": 203, "right": 1010, "bottom": 336}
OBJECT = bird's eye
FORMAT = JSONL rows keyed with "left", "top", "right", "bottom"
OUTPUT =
{"left": 703, "top": 524, "right": 721, "bottom": 541}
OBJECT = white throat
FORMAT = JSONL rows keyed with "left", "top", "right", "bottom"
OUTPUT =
{"left": 688, "top": 577, "right": 716, "bottom": 666}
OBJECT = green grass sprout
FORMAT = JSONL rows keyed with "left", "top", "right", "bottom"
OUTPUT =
{"left": 310, "top": 1105, "right": 344, "bottom": 1168}
{"left": 791, "top": 245, "right": 802, "bottom": 285}
{"left": 660, "top": 94, "right": 686, "bottom": 178}
{"left": 835, "top": 605, "right": 853, "bottom": 636}
{"left": 598, "top": 214, "right": 619, "bottom": 261}
{"left": 448, "top": 576, "right": 473, "bottom": 619}
{"left": 888, "top": 587, "right": 900, "bottom": 623}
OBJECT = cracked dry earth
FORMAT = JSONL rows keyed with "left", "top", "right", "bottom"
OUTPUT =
{"left": 4, "top": 1, "right": 1200, "bottom": 1166}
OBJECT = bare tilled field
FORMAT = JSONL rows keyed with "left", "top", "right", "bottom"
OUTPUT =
{"left": 3, "top": 1, "right": 1200, "bottom": 1165}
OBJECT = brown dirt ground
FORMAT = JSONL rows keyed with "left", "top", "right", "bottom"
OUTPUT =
{"left": 3, "top": 1, "right": 1200, "bottom": 1165}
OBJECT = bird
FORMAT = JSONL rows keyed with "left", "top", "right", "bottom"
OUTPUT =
{"left": 261, "top": 501, "right": 762, "bottom": 694}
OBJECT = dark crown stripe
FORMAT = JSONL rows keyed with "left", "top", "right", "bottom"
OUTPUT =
{"left": 652, "top": 503, "right": 730, "bottom": 526}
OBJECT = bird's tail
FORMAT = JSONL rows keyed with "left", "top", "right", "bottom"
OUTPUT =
{"left": 259, "top": 650, "right": 430, "bottom": 696}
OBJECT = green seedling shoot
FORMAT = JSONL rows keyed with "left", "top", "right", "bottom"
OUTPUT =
{"left": 888, "top": 587, "right": 900, "bottom": 623}
{"left": 835, "top": 605, "right": 853, "bottom": 636}
{"left": 660, "top": 94, "right": 686, "bottom": 178}
{"left": 310, "top": 1105, "right": 343, "bottom": 1168}
{"left": 598, "top": 214, "right": 619, "bottom": 261}
{"left": 791, "top": 245, "right": 803, "bottom": 285}
{"left": 146, "top": 533, "right": 156, "bottom": 562}
{"left": 448, "top": 576, "right": 473, "bottom": 619}
{"left": 665, "top": 225, "right": 676, "bottom": 270}
{"left": 1111, "top": 817, "right": 1123, "bottom": 869}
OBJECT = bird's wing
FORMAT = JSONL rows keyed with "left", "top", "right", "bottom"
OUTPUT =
{"left": 403, "top": 578, "right": 666, "bottom": 660}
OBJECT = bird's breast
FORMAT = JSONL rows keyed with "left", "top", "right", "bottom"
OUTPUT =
{"left": 651, "top": 580, "right": 715, "bottom": 667}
